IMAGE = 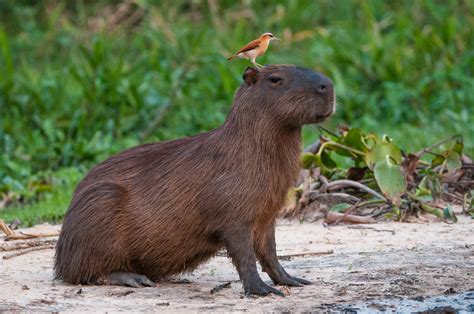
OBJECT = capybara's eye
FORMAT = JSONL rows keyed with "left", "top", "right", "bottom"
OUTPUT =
{"left": 269, "top": 76, "right": 282, "bottom": 84}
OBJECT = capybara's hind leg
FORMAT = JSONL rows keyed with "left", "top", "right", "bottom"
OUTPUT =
{"left": 55, "top": 182, "right": 135, "bottom": 285}
{"left": 102, "top": 272, "right": 155, "bottom": 288}
{"left": 254, "top": 221, "right": 311, "bottom": 286}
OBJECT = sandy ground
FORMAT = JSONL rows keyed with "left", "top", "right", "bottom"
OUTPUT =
{"left": 1, "top": 214, "right": 473, "bottom": 312}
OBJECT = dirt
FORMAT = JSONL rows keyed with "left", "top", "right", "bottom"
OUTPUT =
{"left": 1, "top": 212, "right": 473, "bottom": 312}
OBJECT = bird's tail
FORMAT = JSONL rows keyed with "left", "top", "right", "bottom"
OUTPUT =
{"left": 227, "top": 55, "right": 236, "bottom": 61}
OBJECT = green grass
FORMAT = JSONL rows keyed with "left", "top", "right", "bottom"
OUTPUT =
{"left": 1, "top": 0, "right": 473, "bottom": 225}
{"left": 1, "top": 167, "right": 83, "bottom": 226}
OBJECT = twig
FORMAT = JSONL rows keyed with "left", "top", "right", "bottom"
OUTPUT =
{"left": 304, "top": 141, "right": 321, "bottom": 154}
{"left": 210, "top": 282, "right": 231, "bottom": 294}
{"left": 357, "top": 199, "right": 386, "bottom": 207}
{"left": 348, "top": 226, "right": 395, "bottom": 235}
{"left": 1, "top": 219, "right": 59, "bottom": 241}
{"left": 0, "top": 239, "right": 58, "bottom": 252}
{"left": 415, "top": 134, "right": 462, "bottom": 158}
{"left": 307, "top": 192, "right": 360, "bottom": 204}
{"left": 325, "top": 211, "right": 376, "bottom": 224}
{"left": 2, "top": 244, "right": 55, "bottom": 260}
{"left": 278, "top": 250, "right": 334, "bottom": 261}
{"left": 326, "top": 180, "right": 385, "bottom": 200}
{"left": 0, "top": 219, "right": 15, "bottom": 237}
{"left": 318, "top": 175, "right": 330, "bottom": 193}
{"left": 6, "top": 232, "right": 60, "bottom": 241}
{"left": 317, "top": 141, "right": 366, "bottom": 157}
{"left": 317, "top": 126, "right": 339, "bottom": 138}
{"left": 443, "top": 192, "right": 464, "bottom": 202}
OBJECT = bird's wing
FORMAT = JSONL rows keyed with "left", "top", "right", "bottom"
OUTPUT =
{"left": 234, "top": 39, "right": 260, "bottom": 54}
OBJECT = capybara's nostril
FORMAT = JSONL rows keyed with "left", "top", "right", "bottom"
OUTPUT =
{"left": 317, "top": 84, "right": 327, "bottom": 93}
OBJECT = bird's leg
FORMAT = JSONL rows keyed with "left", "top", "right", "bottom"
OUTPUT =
{"left": 252, "top": 59, "right": 264, "bottom": 68}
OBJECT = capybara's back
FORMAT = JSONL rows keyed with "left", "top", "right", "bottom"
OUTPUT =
{"left": 55, "top": 65, "right": 335, "bottom": 295}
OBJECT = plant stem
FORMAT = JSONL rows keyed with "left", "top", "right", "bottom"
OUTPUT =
{"left": 326, "top": 179, "right": 385, "bottom": 200}
{"left": 415, "top": 134, "right": 462, "bottom": 158}
{"left": 317, "top": 141, "right": 366, "bottom": 157}
{"left": 357, "top": 199, "right": 386, "bottom": 207}
{"left": 317, "top": 126, "right": 339, "bottom": 138}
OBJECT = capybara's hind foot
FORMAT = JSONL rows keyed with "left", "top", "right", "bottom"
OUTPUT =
{"left": 103, "top": 272, "right": 155, "bottom": 288}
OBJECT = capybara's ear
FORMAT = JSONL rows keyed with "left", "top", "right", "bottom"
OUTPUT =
{"left": 242, "top": 67, "right": 259, "bottom": 85}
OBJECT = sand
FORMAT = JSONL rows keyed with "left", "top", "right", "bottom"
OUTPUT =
{"left": 1, "top": 213, "right": 473, "bottom": 312}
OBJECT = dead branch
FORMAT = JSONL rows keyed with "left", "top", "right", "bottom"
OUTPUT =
{"left": 0, "top": 238, "right": 58, "bottom": 252}
{"left": 326, "top": 180, "right": 385, "bottom": 200}
{"left": 307, "top": 192, "right": 360, "bottom": 204}
{"left": 2, "top": 244, "right": 55, "bottom": 260}
{"left": 278, "top": 250, "right": 334, "bottom": 261}
{"left": 5, "top": 232, "right": 60, "bottom": 241}
{"left": 0, "top": 219, "right": 15, "bottom": 237}
{"left": 325, "top": 211, "right": 376, "bottom": 224}
{"left": 1, "top": 219, "right": 59, "bottom": 241}
{"left": 414, "top": 134, "right": 461, "bottom": 158}
{"left": 347, "top": 226, "right": 395, "bottom": 234}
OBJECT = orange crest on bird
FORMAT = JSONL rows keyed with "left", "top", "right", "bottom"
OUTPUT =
{"left": 228, "top": 33, "right": 279, "bottom": 68}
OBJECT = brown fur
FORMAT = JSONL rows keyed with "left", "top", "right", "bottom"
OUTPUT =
{"left": 55, "top": 64, "right": 335, "bottom": 294}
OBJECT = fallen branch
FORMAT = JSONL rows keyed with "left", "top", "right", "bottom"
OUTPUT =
{"left": 415, "top": 134, "right": 462, "bottom": 158}
{"left": 307, "top": 192, "right": 360, "bottom": 204}
{"left": 347, "top": 226, "right": 395, "bottom": 234}
{"left": 278, "top": 250, "right": 334, "bottom": 261}
{"left": 2, "top": 244, "right": 55, "bottom": 260}
{"left": 0, "top": 219, "right": 15, "bottom": 237}
{"left": 5, "top": 232, "right": 60, "bottom": 241}
{"left": 0, "top": 238, "right": 58, "bottom": 252}
{"left": 326, "top": 180, "right": 385, "bottom": 200}
{"left": 210, "top": 282, "right": 231, "bottom": 294}
{"left": 325, "top": 211, "right": 376, "bottom": 224}
{"left": 1, "top": 219, "right": 59, "bottom": 241}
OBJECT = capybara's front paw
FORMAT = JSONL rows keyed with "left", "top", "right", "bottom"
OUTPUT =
{"left": 244, "top": 281, "right": 284, "bottom": 297}
{"left": 274, "top": 275, "right": 311, "bottom": 287}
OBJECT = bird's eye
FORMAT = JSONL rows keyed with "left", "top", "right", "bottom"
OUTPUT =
{"left": 269, "top": 76, "right": 282, "bottom": 84}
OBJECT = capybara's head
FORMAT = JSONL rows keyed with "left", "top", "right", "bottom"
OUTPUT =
{"left": 234, "top": 64, "right": 335, "bottom": 127}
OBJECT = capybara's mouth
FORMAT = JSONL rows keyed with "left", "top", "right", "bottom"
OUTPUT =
{"left": 314, "top": 113, "right": 332, "bottom": 123}
{"left": 313, "top": 99, "right": 335, "bottom": 123}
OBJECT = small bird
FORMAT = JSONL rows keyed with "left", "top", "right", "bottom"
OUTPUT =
{"left": 227, "top": 32, "right": 279, "bottom": 68}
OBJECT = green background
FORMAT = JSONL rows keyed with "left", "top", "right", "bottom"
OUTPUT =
{"left": 1, "top": 0, "right": 473, "bottom": 225}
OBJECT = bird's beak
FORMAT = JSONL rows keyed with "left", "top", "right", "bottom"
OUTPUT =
{"left": 272, "top": 37, "right": 280, "bottom": 41}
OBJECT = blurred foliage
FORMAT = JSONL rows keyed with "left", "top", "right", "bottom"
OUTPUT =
{"left": 0, "top": 0, "right": 473, "bottom": 223}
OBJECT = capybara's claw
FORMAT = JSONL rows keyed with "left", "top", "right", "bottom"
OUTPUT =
{"left": 291, "top": 276, "right": 311, "bottom": 285}
{"left": 104, "top": 272, "right": 155, "bottom": 288}
{"left": 245, "top": 282, "right": 284, "bottom": 297}
{"left": 274, "top": 274, "right": 311, "bottom": 287}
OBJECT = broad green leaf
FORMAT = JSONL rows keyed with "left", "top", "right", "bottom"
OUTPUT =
{"left": 443, "top": 206, "right": 457, "bottom": 223}
{"left": 336, "top": 128, "right": 368, "bottom": 157}
{"left": 330, "top": 203, "right": 352, "bottom": 213}
{"left": 452, "top": 140, "right": 463, "bottom": 155}
{"left": 445, "top": 151, "right": 462, "bottom": 172}
{"left": 415, "top": 185, "right": 433, "bottom": 202}
{"left": 301, "top": 152, "right": 318, "bottom": 169}
{"left": 374, "top": 156, "right": 407, "bottom": 201}
{"left": 321, "top": 151, "right": 338, "bottom": 169}
{"left": 366, "top": 142, "right": 403, "bottom": 169}
{"left": 431, "top": 155, "right": 445, "bottom": 168}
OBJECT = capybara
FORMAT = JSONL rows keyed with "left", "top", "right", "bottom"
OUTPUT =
{"left": 55, "top": 64, "right": 335, "bottom": 296}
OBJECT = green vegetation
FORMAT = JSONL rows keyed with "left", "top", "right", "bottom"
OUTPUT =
{"left": 297, "top": 128, "right": 468, "bottom": 222}
{"left": 1, "top": 1, "right": 473, "bottom": 225}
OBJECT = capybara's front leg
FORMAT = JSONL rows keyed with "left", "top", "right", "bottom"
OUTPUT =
{"left": 223, "top": 225, "right": 284, "bottom": 297}
{"left": 254, "top": 221, "right": 311, "bottom": 287}
{"left": 100, "top": 272, "right": 155, "bottom": 288}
